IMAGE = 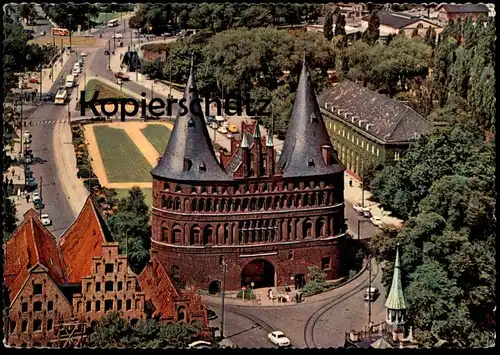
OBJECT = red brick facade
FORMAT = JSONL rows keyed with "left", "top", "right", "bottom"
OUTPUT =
{"left": 3, "top": 198, "right": 208, "bottom": 348}
{"left": 151, "top": 120, "right": 349, "bottom": 291}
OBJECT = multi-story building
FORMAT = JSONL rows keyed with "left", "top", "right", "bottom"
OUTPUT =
{"left": 3, "top": 198, "right": 208, "bottom": 348}
{"left": 317, "top": 80, "right": 433, "bottom": 178}
{"left": 150, "top": 60, "right": 349, "bottom": 292}
{"left": 361, "top": 10, "right": 443, "bottom": 37}
{"left": 436, "top": 4, "right": 489, "bottom": 22}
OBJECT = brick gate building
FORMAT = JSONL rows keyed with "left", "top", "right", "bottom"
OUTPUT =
{"left": 150, "top": 60, "right": 349, "bottom": 292}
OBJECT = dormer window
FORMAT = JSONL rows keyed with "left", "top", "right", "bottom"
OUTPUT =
{"left": 307, "top": 158, "right": 315, "bottom": 167}
{"left": 310, "top": 112, "right": 318, "bottom": 123}
{"left": 187, "top": 118, "right": 195, "bottom": 127}
{"left": 175, "top": 185, "right": 182, "bottom": 193}
{"left": 199, "top": 162, "right": 207, "bottom": 172}
{"left": 183, "top": 158, "right": 193, "bottom": 171}
{"left": 164, "top": 182, "right": 169, "bottom": 191}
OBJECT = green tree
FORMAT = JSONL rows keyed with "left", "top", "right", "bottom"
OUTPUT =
{"left": 411, "top": 28, "right": 419, "bottom": 38}
{"left": 18, "top": 3, "right": 36, "bottom": 25}
{"left": 323, "top": 11, "right": 334, "bottom": 41}
{"left": 362, "top": 10, "right": 380, "bottom": 45}
{"left": 2, "top": 196, "right": 18, "bottom": 240}
{"left": 106, "top": 187, "right": 151, "bottom": 272}
{"left": 301, "top": 266, "right": 329, "bottom": 296}
{"left": 90, "top": 312, "right": 132, "bottom": 348}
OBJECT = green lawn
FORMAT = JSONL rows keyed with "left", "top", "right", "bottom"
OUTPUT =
{"left": 115, "top": 188, "right": 152, "bottom": 208}
{"left": 92, "top": 126, "right": 152, "bottom": 183}
{"left": 140, "top": 124, "right": 172, "bottom": 154}
{"left": 85, "top": 79, "right": 129, "bottom": 101}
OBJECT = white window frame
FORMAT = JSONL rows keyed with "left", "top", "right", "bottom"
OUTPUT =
{"left": 394, "top": 151, "right": 400, "bottom": 161}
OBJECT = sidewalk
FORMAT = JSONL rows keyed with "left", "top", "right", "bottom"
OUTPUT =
{"left": 24, "top": 50, "right": 72, "bottom": 94}
{"left": 110, "top": 43, "right": 184, "bottom": 100}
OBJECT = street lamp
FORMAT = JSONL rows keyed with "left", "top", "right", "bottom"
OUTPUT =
{"left": 38, "top": 65, "right": 43, "bottom": 101}
{"left": 68, "top": 15, "right": 73, "bottom": 50}
{"left": 220, "top": 260, "right": 228, "bottom": 339}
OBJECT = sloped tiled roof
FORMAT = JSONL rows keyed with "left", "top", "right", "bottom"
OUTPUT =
{"left": 225, "top": 131, "right": 255, "bottom": 173}
{"left": 137, "top": 256, "right": 181, "bottom": 319}
{"left": 437, "top": 4, "right": 489, "bottom": 13}
{"left": 362, "top": 10, "right": 436, "bottom": 29}
{"left": 318, "top": 80, "right": 433, "bottom": 143}
{"left": 4, "top": 209, "right": 65, "bottom": 301}
{"left": 60, "top": 196, "right": 112, "bottom": 284}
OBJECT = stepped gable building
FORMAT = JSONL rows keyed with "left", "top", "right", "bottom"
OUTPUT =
{"left": 3, "top": 197, "right": 208, "bottom": 348}
{"left": 150, "top": 59, "right": 348, "bottom": 292}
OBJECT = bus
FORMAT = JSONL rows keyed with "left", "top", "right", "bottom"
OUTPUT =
{"left": 52, "top": 27, "right": 69, "bottom": 36}
{"left": 54, "top": 90, "right": 68, "bottom": 105}
{"left": 107, "top": 19, "right": 119, "bottom": 27}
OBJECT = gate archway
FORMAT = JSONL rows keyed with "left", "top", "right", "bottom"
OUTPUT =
{"left": 241, "top": 259, "right": 275, "bottom": 288}
{"left": 208, "top": 280, "right": 221, "bottom": 294}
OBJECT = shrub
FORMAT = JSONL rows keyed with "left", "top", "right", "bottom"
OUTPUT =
{"left": 301, "top": 266, "right": 330, "bottom": 296}
{"left": 236, "top": 289, "right": 256, "bottom": 299}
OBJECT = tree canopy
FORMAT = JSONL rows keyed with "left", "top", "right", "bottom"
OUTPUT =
{"left": 90, "top": 312, "right": 205, "bottom": 348}
{"left": 106, "top": 187, "right": 151, "bottom": 272}
{"left": 371, "top": 122, "right": 496, "bottom": 347}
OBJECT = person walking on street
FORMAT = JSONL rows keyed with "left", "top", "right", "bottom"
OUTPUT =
{"left": 349, "top": 179, "right": 353, "bottom": 187}
{"left": 26, "top": 194, "right": 30, "bottom": 203}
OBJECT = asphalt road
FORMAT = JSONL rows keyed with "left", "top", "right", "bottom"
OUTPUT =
{"left": 26, "top": 55, "right": 78, "bottom": 237}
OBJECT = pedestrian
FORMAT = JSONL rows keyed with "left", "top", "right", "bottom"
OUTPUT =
{"left": 349, "top": 179, "right": 353, "bottom": 187}
{"left": 26, "top": 194, "right": 30, "bottom": 203}
{"left": 11, "top": 169, "right": 15, "bottom": 176}
{"left": 17, "top": 188, "right": 21, "bottom": 200}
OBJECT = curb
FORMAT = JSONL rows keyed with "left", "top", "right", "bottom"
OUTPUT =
{"left": 201, "top": 260, "right": 368, "bottom": 309}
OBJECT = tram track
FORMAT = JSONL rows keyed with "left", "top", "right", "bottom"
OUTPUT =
{"left": 303, "top": 260, "right": 380, "bottom": 348}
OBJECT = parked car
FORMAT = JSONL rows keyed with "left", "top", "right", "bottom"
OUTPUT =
{"left": 116, "top": 78, "right": 123, "bottom": 85}
{"left": 42, "top": 92, "right": 55, "bottom": 101}
{"left": 210, "top": 122, "right": 218, "bottom": 129}
{"left": 205, "top": 115, "right": 216, "bottom": 124}
{"left": 227, "top": 132, "right": 233, "bottom": 139}
{"left": 81, "top": 52, "right": 88, "bottom": 57}
{"left": 40, "top": 214, "right": 52, "bottom": 226}
{"left": 353, "top": 203, "right": 364, "bottom": 214}
{"left": 218, "top": 126, "right": 228, "bottom": 134}
{"left": 162, "top": 32, "right": 172, "bottom": 37}
{"left": 207, "top": 308, "right": 218, "bottom": 320}
{"left": 268, "top": 331, "right": 291, "bottom": 347}
{"left": 364, "top": 287, "right": 380, "bottom": 302}
{"left": 370, "top": 216, "right": 382, "bottom": 227}
{"left": 362, "top": 208, "right": 372, "bottom": 218}
{"left": 32, "top": 192, "right": 41, "bottom": 203}
{"left": 104, "top": 49, "right": 109, "bottom": 55}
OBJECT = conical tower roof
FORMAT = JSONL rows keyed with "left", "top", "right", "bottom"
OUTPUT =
{"left": 152, "top": 57, "right": 232, "bottom": 181}
{"left": 385, "top": 243, "right": 407, "bottom": 310}
{"left": 278, "top": 59, "right": 345, "bottom": 178}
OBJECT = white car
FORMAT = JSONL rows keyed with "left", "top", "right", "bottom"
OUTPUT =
{"left": 210, "top": 122, "right": 218, "bottom": 129}
{"left": 40, "top": 214, "right": 52, "bottom": 226}
{"left": 188, "top": 340, "right": 211, "bottom": 349}
{"left": 353, "top": 203, "right": 363, "bottom": 214}
{"left": 218, "top": 127, "right": 228, "bottom": 134}
{"left": 81, "top": 52, "right": 88, "bottom": 57}
{"left": 268, "top": 331, "right": 291, "bottom": 347}
{"left": 370, "top": 216, "right": 382, "bottom": 227}
{"left": 32, "top": 192, "right": 41, "bottom": 203}
{"left": 227, "top": 132, "right": 233, "bottom": 139}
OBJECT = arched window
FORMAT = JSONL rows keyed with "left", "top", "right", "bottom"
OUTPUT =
{"left": 161, "top": 226, "right": 169, "bottom": 242}
{"left": 172, "top": 225, "right": 182, "bottom": 244}
{"left": 177, "top": 306, "right": 186, "bottom": 322}
{"left": 203, "top": 225, "right": 214, "bottom": 245}
{"left": 175, "top": 185, "right": 182, "bottom": 193}
{"left": 161, "top": 195, "right": 167, "bottom": 208}
{"left": 191, "top": 186, "right": 197, "bottom": 194}
{"left": 417, "top": 23, "right": 424, "bottom": 29}
{"left": 174, "top": 198, "right": 181, "bottom": 210}
{"left": 164, "top": 182, "right": 169, "bottom": 191}
{"left": 206, "top": 199, "right": 212, "bottom": 211}
{"left": 167, "top": 197, "right": 173, "bottom": 209}
{"left": 192, "top": 199, "right": 198, "bottom": 211}
{"left": 190, "top": 225, "right": 200, "bottom": 245}
{"left": 171, "top": 265, "right": 181, "bottom": 284}
{"left": 303, "top": 194, "right": 309, "bottom": 206}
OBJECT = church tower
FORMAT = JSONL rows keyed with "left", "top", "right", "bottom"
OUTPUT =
{"left": 385, "top": 244, "right": 407, "bottom": 329}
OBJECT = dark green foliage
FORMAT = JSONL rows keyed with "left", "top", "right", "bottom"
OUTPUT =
{"left": 301, "top": 266, "right": 330, "bottom": 296}
{"left": 371, "top": 121, "right": 496, "bottom": 347}
{"left": 43, "top": 4, "right": 100, "bottom": 31}
{"left": 106, "top": 187, "right": 151, "bottom": 272}
{"left": 323, "top": 11, "right": 333, "bottom": 41}
{"left": 90, "top": 312, "right": 204, "bottom": 348}
{"left": 361, "top": 10, "right": 380, "bottom": 45}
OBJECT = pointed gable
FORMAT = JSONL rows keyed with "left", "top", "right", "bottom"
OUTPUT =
{"left": 278, "top": 60, "right": 345, "bottom": 178}
{"left": 4, "top": 209, "right": 65, "bottom": 301}
{"left": 152, "top": 57, "right": 232, "bottom": 182}
{"left": 385, "top": 244, "right": 407, "bottom": 310}
{"left": 137, "top": 256, "right": 181, "bottom": 319}
{"left": 60, "top": 196, "right": 112, "bottom": 284}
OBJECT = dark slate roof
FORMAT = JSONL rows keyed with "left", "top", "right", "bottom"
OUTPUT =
{"left": 318, "top": 80, "right": 433, "bottom": 143}
{"left": 152, "top": 62, "right": 232, "bottom": 182}
{"left": 225, "top": 131, "right": 254, "bottom": 173}
{"left": 278, "top": 61, "right": 345, "bottom": 178}
{"left": 362, "top": 10, "right": 432, "bottom": 29}
{"left": 437, "top": 4, "right": 489, "bottom": 13}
